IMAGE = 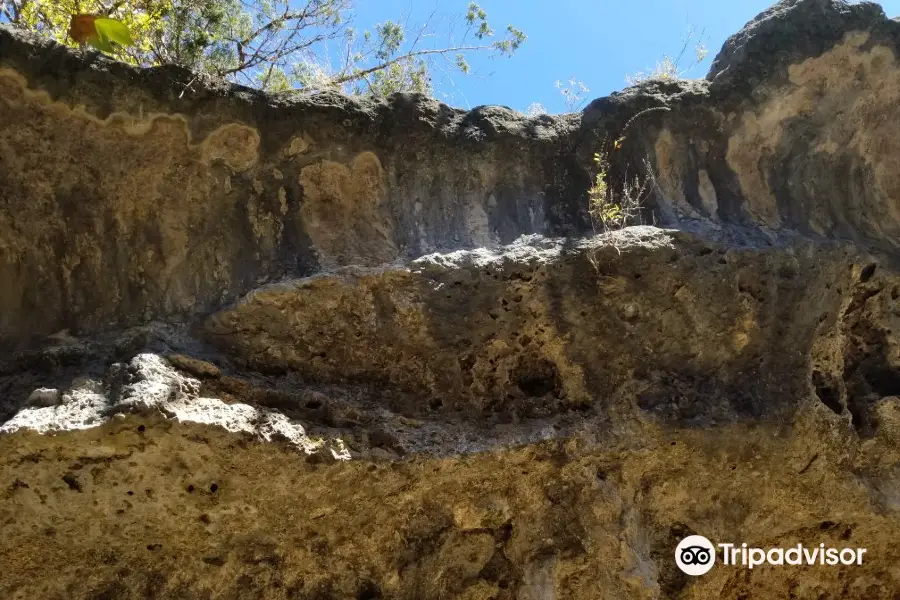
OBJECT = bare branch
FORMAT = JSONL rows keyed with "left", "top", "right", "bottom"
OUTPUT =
{"left": 407, "top": 7, "right": 437, "bottom": 55}
{"left": 99, "top": 0, "right": 127, "bottom": 17}
{"left": 219, "top": 30, "right": 332, "bottom": 76}
{"left": 236, "top": 0, "right": 348, "bottom": 48}
{"left": 0, "top": 3, "right": 16, "bottom": 23}
{"left": 330, "top": 43, "right": 496, "bottom": 86}
{"left": 2, "top": 0, "right": 26, "bottom": 24}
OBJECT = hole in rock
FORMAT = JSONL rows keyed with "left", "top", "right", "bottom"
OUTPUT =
{"left": 495, "top": 521, "right": 513, "bottom": 542}
{"left": 210, "top": 483, "right": 219, "bottom": 493}
{"left": 862, "top": 364, "right": 900, "bottom": 398}
{"left": 859, "top": 263, "right": 877, "bottom": 283}
{"left": 479, "top": 548, "right": 515, "bottom": 589}
{"left": 62, "top": 473, "right": 82, "bottom": 492}
{"left": 356, "top": 581, "right": 382, "bottom": 600}
{"left": 853, "top": 374, "right": 900, "bottom": 436}
{"left": 812, "top": 371, "right": 843, "bottom": 415}
{"left": 843, "top": 324, "right": 900, "bottom": 437}
{"left": 848, "top": 398, "right": 880, "bottom": 439}
{"left": 512, "top": 358, "right": 559, "bottom": 398}
{"left": 458, "top": 354, "right": 476, "bottom": 387}
{"left": 777, "top": 264, "right": 798, "bottom": 279}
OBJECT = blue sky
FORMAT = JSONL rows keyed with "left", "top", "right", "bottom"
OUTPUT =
{"left": 346, "top": 0, "right": 900, "bottom": 113}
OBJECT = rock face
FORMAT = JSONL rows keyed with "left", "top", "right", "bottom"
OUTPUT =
{"left": 4, "top": 0, "right": 900, "bottom": 598}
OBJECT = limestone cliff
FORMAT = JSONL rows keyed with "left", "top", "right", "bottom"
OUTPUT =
{"left": 3, "top": 0, "right": 900, "bottom": 598}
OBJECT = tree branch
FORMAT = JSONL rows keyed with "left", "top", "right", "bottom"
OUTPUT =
{"left": 330, "top": 44, "right": 495, "bottom": 85}
{"left": 237, "top": 5, "right": 315, "bottom": 47}
{"left": 219, "top": 30, "right": 332, "bottom": 76}
{"left": 0, "top": 3, "right": 16, "bottom": 23}
{"left": 99, "top": 0, "right": 127, "bottom": 17}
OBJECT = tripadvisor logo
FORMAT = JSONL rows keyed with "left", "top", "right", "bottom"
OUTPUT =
{"left": 675, "top": 535, "right": 868, "bottom": 576}
{"left": 676, "top": 535, "right": 716, "bottom": 576}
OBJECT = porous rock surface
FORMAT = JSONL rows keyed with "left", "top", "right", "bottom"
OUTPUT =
{"left": 4, "top": 0, "right": 900, "bottom": 598}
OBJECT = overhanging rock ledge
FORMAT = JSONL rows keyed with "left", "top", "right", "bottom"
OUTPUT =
{"left": 3, "top": 1, "right": 900, "bottom": 598}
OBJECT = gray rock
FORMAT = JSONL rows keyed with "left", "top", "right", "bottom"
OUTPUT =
{"left": 4, "top": 3, "right": 900, "bottom": 598}
{"left": 707, "top": 0, "right": 890, "bottom": 88}
{"left": 26, "top": 388, "right": 60, "bottom": 407}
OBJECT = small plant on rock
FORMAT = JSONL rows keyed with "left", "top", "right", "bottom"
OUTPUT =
{"left": 524, "top": 101, "right": 548, "bottom": 117}
{"left": 588, "top": 145, "right": 650, "bottom": 232}
{"left": 587, "top": 107, "right": 670, "bottom": 233}
{"left": 625, "top": 25, "right": 709, "bottom": 85}
{"left": 556, "top": 76, "right": 590, "bottom": 112}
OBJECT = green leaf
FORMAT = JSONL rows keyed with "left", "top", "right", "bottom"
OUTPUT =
{"left": 87, "top": 36, "right": 115, "bottom": 53}
{"left": 94, "top": 18, "right": 135, "bottom": 47}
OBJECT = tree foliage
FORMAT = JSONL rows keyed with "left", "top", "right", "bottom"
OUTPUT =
{"left": 0, "top": 0, "right": 525, "bottom": 96}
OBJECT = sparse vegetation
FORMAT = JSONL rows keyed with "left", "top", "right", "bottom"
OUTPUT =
{"left": 626, "top": 25, "right": 709, "bottom": 85}
{"left": 556, "top": 76, "right": 590, "bottom": 112}
{"left": 588, "top": 144, "right": 652, "bottom": 233}
{"left": 587, "top": 107, "right": 670, "bottom": 233}
{"left": 524, "top": 101, "right": 547, "bottom": 117}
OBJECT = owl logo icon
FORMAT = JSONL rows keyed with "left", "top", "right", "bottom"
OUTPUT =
{"left": 675, "top": 535, "right": 716, "bottom": 576}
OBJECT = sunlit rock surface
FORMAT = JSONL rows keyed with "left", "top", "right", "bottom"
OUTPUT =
{"left": 4, "top": 0, "right": 900, "bottom": 598}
